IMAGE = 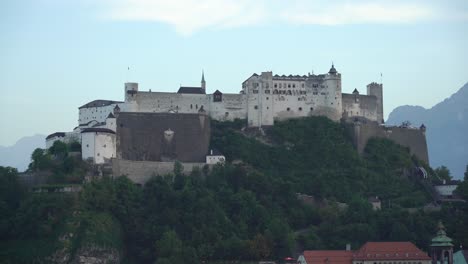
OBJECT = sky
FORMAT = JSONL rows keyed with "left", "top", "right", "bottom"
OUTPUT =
{"left": 0, "top": 0, "right": 467, "bottom": 146}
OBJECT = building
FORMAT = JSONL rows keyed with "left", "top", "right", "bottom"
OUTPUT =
{"left": 433, "top": 180, "right": 461, "bottom": 198}
{"left": 298, "top": 242, "right": 431, "bottom": 264}
{"left": 430, "top": 221, "right": 454, "bottom": 264}
{"left": 46, "top": 65, "right": 385, "bottom": 164}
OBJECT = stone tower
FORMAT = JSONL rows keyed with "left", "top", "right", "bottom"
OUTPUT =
{"left": 430, "top": 221, "right": 454, "bottom": 264}
{"left": 201, "top": 71, "right": 206, "bottom": 91}
{"left": 367, "top": 82, "right": 383, "bottom": 123}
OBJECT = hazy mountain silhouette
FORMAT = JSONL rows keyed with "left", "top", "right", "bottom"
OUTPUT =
{"left": 387, "top": 82, "right": 468, "bottom": 179}
{"left": 0, "top": 134, "right": 45, "bottom": 172}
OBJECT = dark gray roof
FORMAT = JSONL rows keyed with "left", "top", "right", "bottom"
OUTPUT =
{"left": 353, "top": 88, "right": 359, "bottom": 94}
{"left": 81, "top": 128, "right": 115, "bottom": 134}
{"left": 46, "top": 132, "right": 66, "bottom": 140}
{"left": 79, "top": 100, "right": 123, "bottom": 109}
{"left": 329, "top": 64, "right": 337, "bottom": 74}
{"left": 213, "top": 90, "right": 222, "bottom": 95}
{"left": 107, "top": 113, "right": 115, "bottom": 118}
{"left": 177, "top": 87, "right": 205, "bottom": 94}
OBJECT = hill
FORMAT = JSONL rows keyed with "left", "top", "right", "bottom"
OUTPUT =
{"left": 0, "top": 134, "right": 45, "bottom": 172}
{"left": 1, "top": 117, "right": 467, "bottom": 263}
{"left": 387, "top": 82, "right": 468, "bottom": 179}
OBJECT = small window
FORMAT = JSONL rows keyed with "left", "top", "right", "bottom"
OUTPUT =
{"left": 97, "top": 153, "right": 100, "bottom": 156}
{"left": 299, "top": 107, "right": 302, "bottom": 111}
{"left": 293, "top": 84, "right": 295, "bottom": 88}
{"left": 190, "top": 104, "right": 193, "bottom": 109}
{"left": 265, "top": 89, "right": 270, "bottom": 94}
{"left": 288, "top": 84, "right": 291, "bottom": 88}
{"left": 86, "top": 144, "right": 89, "bottom": 147}
{"left": 274, "top": 84, "right": 277, "bottom": 88}
{"left": 266, "top": 97, "right": 269, "bottom": 100}
{"left": 253, "top": 90, "right": 259, "bottom": 94}
{"left": 254, "top": 105, "right": 258, "bottom": 109}
{"left": 287, "top": 107, "right": 290, "bottom": 111}
{"left": 310, "top": 107, "right": 313, "bottom": 111}
{"left": 103, "top": 144, "right": 106, "bottom": 148}
{"left": 302, "top": 83, "right": 304, "bottom": 88}
{"left": 196, "top": 104, "right": 198, "bottom": 109}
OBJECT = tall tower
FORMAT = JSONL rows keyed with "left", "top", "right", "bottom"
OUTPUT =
{"left": 201, "top": 71, "right": 206, "bottom": 91}
{"left": 367, "top": 82, "right": 383, "bottom": 123}
{"left": 430, "top": 221, "right": 454, "bottom": 264}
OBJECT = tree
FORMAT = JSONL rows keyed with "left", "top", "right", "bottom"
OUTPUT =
{"left": 435, "top": 166, "right": 452, "bottom": 181}
{"left": 48, "top": 141, "right": 68, "bottom": 159}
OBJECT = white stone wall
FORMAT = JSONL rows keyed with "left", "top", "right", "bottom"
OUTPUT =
{"left": 79, "top": 103, "right": 121, "bottom": 125}
{"left": 81, "top": 132, "right": 116, "bottom": 164}
{"left": 206, "top": 155, "right": 225, "bottom": 164}
{"left": 434, "top": 185, "right": 458, "bottom": 197}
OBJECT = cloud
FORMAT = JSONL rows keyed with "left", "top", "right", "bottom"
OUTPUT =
{"left": 98, "top": 0, "right": 462, "bottom": 35}
{"left": 101, "top": 0, "right": 268, "bottom": 35}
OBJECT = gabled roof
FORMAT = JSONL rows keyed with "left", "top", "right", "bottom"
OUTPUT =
{"left": 107, "top": 113, "right": 115, "bottom": 119}
{"left": 353, "top": 88, "right": 359, "bottom": 94}
{"left": 79, "top": 100, "right": 123, "bottom": 109}
{"left": 177, "top": 87, "right": 205, "bottom": 94}
{"left": 353, "top": 242, "right": 430, "bottom": 261}
{"left": 303, "top": 250, "right": 353, "bottom": 264}
{"left": 213, "top": 90, "right": 222, "bottom": 95}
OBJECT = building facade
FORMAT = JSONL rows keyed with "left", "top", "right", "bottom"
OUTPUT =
{"left": 46, "top": 65, "right": 384, "bottom": 164}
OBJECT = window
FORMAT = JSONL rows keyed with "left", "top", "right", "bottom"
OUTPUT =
{"left": 86, "top": 144, "right": 89, "bottom": 147}
{"left": 302, "top": 83, "right": 305, "bottom": 88}
{"left": 299, "top": 107, "right": 302, "bottom": 111}
{"left": 310, "top": 107, "right": 313, "bottom": 111}
{"left": 103, "top": 144, "right": 106, "bottom": 148}
{"left": 274, "top": 84, "right": 277, "bottom": 88}
{"left": 266, "top": 97, "right": 269, "bottom": 100}
{"left": 265, "top": 89, "right": 270, "bottom": 94}
{"left": 196, "top": 104, "right": 198, "bottom": 109}
{"left": 288, "top": 84, "right": 291, "bottom": 88}
{"left": 190, "top": 104, "right": 193, "bottom": 109}
{"left": 254, "top": 105, "right": 258, "bottom": 109}
{"left": 313, "top": 92, "right": 318, "bottom": 95}
{"left": 293, "top": 84, "right": 296, "bottom": 88}
{"left": 253, "top": 90, "right": 259, "bottom": 94}
{"left": 287, "top": 107, "right": 290, "bottom": 111}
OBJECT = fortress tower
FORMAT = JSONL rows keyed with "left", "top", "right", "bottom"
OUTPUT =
{"left": 367, "top": 82, "right": 383, "bottom": 123}
{"left": 201, "top": 71, "right": 206, "bottom": 92}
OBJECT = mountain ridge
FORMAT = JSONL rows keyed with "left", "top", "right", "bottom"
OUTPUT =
{"left": 0, "top": 134, "right": 46, "bottom": 172}
{"left": 387, "top": 82, "right": 468, "bottom": 179}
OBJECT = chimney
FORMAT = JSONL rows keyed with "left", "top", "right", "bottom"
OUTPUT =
{"left": 346, "top": 244, "right": 351, "bottom": 251}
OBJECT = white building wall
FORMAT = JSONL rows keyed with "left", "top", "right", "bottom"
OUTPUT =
{"left": 206, "top": 155, "right": 226, "bottom": 164}
{"left": 81, "top": 132, "right": 116, "bottom": 164}
{"left": 46, "top": 132, "right": 81, "bottom": 149}
{"left": 79, "top": 103, "right": 121, "bottom": 125}
{"left": 434, "top": 185, "right": 458, "bottom": 197}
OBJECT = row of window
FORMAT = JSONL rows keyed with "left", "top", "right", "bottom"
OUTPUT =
{"left": 253, "top": 106, "right": 314, "bottom": 112}
{"left": 273, "top": 83, "right": 305, "bottom": 89}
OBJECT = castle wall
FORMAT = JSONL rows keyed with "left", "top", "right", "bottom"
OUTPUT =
{"left": 342, "top": 94, "right": 378, "bottom": 122}
{"left": 351, "top": 121, "right": 429, "bottom": 164}
{"left": 79, "top": 103, "right": 120, "bottom": 125}
{"left": 112, "top": 158, "right": 207, "bottom": 184}
{"left": 82, "top": 132, "right": 116, "bottom": 164}
{"left": 116, "top": 112, "right": 210, "bottom": 162}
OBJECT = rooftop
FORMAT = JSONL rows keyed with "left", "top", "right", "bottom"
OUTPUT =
{"left": 302, "top": 250, "right": 353, "bottom": 264}
{"left": 177, "top": 86, "right": 205, "bottom": 94}
{"left": 79, "top": 100, "right": 123, "bottom": 109}
{"left": 353, "top": 242, "right": 431, "bottom": 261}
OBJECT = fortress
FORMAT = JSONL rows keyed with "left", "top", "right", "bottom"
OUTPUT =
{"left": 46, "top": 64, "right": 428, "bottom": 174}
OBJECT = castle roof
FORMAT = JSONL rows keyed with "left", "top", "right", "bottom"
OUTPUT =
{"left": 353, "top": 88, "right": 359, "bottom": 94}
{"left": 213, "top": 90, "right": 222, "bottom": 95}
{"left": 46, "top": 132, "right": 66, "bottom": 140}
{"left": 329, "top": 63, "right": 337, "bottom": 74}
{"left": 79, "top": 100, "right": 123, "bottom": 109}
{"left": 107, "top": 113, "right": 115, "bottom": 119}
{"left": 177, "top": 87, "right": 205, "bottom": 94}
{"left": 81, "top": 128, "right": 116, "bottom": 134}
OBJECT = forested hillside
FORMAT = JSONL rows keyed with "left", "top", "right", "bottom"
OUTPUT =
{"left": 1, "top": 117, "right": 468, "bottom": 264}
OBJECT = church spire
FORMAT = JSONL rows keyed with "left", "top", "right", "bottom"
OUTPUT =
{"left": 201, "top": 70, "right": 206, "bottom": 91}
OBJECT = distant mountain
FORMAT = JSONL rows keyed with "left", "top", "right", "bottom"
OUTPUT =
{"left": 387, "top": 82, "right": 468, "bottom": 179}
{"left": 0, "top": 134, "right": 45, "bottom": 172}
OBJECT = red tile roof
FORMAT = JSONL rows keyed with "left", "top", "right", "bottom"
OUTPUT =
{"left": 303, "top": 250, "right": 354, "bottom": 264}
{"left": 353, "top": 242, "right": 431, "bottom": 261}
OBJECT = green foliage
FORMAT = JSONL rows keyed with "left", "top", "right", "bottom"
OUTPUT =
{"left": 435, "top": 165, "right": 452, "bottom": 181}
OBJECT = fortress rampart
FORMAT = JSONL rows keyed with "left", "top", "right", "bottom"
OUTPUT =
{"left": 349, "top": 121, "right": 429, "bottom": 164}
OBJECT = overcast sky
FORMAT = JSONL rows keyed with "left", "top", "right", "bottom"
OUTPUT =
{"left": 1, "top": 0, "right": 467, "bottom": 146}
